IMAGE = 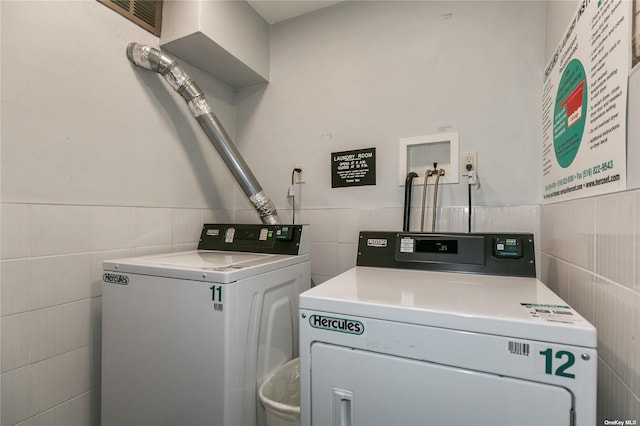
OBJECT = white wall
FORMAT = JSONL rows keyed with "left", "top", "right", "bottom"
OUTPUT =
{"left": 236, "top": 0, "right": 545, "bottom": 210}
{"left": 1, "top": 2, "right": 238, "bottom": 209}
{"left": 233, "top": 1, "right": 545, "bottom": 284}
{"left": 542, "top": 0, "right": 640, "bottom": 421}
{"left": 0, "top": 1, "right": 239, "bottom": 424}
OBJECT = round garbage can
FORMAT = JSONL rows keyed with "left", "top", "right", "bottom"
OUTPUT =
{"left": 258, "top": 358, "right": 300, "bottom": 426}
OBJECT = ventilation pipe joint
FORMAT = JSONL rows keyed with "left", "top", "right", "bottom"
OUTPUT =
{"left": 127, "top": 43, "right": 279, "bottom": 225}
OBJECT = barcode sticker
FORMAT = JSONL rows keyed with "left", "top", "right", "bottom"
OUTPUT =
{"left": 508, "top": 341, "right": 530, "bottom": 356}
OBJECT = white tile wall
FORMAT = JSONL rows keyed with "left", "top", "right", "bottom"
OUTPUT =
{"left": 30, "top": 254, "right": 92, "bottom": 310}
{"left": 1, "top": 366, "right": 30, "bottom": 425}
{"left": 541, "top": 201, "right": 571, "bottom": 261}
{"left": 595, "top": 277, "right": 635, "bottom": 389}
{"left": 30, "top": 393, "right": 91, "bottom": 426}
{"left": 29, "top": 347, "right": 91, "bottom": 416}
{"left": 172, "top": 209, "right": 206, "bottom": 245}
{"left": 233, "top": 208, "right": 262, "bottom": 224}
{"left": 595, "top": 192, "right": 636, "bottom": 290}
{"left": 633, "top": 288, "right": 640, "bottom": 403}
{"left": 309, "top": 210, "right": 339, "bottom": 243}
{"left": 30, "top": 301, "right": 92, "bottom": 363}
{"left": 540, "top": 253, "right": 571, "bottom": 301}
{"left": 1, "top": 313, "right": 30, "bottom": 373}
{"left": 1, "top": 259, "right": 31, "bottom": 315}
{"left": 29, "top": 205, "right": 92, "bottom": 257}
{"left": 598, "top": 359, "right": 640, "bottom": 425}
{"left": 4, "top": 196, "right": 638, "bottom": 424}
{"left": 338, "top": 243, "right": 358, "bottom": 275}
{"left": 1, "top": 204, "right": 31, "bottom": 259}
{"left": 337, "top": 209, "right": 372, "bottom": 244}
{"left": 134, "top": 208, "right": 173, "bottom": 248}
{"left": 0, "top": 203, "right": 224, "bottom": 425}
{"left": 635, "top": 190, "right": 640, "bottom": 295}
{"left": 541, "top": 188, "right": 640, "bottom": 421}
{"left": 310, "top": 243, "right": 340, "bottom": 277}
{"left": 568, "top": 265, "right": 595, "bottom": 323}
{"left": 568, "top": 197, "right": 596, "bottom": 270}
{"left": 90, "top": 206, "right": 135, "bottom": 251}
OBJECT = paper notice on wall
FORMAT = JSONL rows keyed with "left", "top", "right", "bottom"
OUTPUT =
{"left": 542, "top": 0, "right": 629, "bottom": 203}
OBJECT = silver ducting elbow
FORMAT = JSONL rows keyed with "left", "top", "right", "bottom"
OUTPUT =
{"left": 126, "top": 43, "right": 279, "bottom": 225}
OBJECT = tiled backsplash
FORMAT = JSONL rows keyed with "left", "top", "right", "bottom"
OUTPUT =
{"left": 0, "top": 204, "right": 232, "bottom": 426}
{"left": 541, "top": 189, "right": 640, "bottom": 423}
{"left": 3, "top": 198, "right": 639, "bottom": 424}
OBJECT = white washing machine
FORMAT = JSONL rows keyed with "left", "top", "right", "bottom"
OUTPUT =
{"left": 300, "top": 232, "right": 596, "bottom": 426}
{"left": 102, "top": 224, "right": 310, "bottom": 426}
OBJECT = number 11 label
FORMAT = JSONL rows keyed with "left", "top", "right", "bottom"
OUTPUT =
{"left": 210, "top": 285, "right": 224, "bottom": 312}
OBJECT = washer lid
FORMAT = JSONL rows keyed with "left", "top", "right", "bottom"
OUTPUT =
{"left": 104, "top": 250, "right": 309, "bottom": 283}
{"left": 300, "top": 266, "right": 596, "bottom": 348}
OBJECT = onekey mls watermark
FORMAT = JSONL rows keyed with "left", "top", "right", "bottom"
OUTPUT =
{"left": 603, "top": 420, "right": 637, "bottom": 425}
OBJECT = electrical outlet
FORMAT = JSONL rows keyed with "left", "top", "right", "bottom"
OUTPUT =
{"left": 294, "top": 164, "right": 305, "bottom": 183}
{"left": 460, "top": 152, "right": 477, "bottom": 176}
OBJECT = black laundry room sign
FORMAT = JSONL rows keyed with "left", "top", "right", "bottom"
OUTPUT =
{"left": 331, "top": 147, "right": 376, "bottom": 188}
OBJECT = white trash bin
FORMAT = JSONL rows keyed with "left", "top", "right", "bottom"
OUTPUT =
{"left": 258, "top": 358, "right": 300, "bottom": 426}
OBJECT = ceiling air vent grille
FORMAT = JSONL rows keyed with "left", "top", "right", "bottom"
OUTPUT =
{"left": 98, "top": 0, "right": 162, "bottom": 37}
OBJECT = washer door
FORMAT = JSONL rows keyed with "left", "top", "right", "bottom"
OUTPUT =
{"left": 311, "top": 343, "right": 573, "bottom": 426}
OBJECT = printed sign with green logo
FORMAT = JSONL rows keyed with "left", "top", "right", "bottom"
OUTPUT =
{"left": 542, "top": 0, "right": 627, "bottom": 202}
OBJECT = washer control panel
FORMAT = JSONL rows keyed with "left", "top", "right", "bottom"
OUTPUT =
{"left": 493, "top": 237, "right": 524, "bottom": 259}
{"left": 198, "top": 224, "right": 307, "bottom": 255}
{"left": 397, "top": 234, "right": 485, "bottom": 265}
{"left": 358, "top": 232, "right": 536, "bottom": 278}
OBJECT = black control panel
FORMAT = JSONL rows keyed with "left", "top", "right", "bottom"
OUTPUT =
{"left": 198, "top": 224, "right": 307, "bottom": 255}
{"left": 357, "top": 232, "right": 536, "bottom": 278}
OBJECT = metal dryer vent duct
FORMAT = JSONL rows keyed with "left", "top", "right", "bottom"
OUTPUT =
{"left": 126, "top": 43, "right": 280, "bottom": 225}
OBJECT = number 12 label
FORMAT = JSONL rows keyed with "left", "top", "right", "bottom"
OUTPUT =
{"left": 539, "top": 348, "right": 576, "bottom": 379}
